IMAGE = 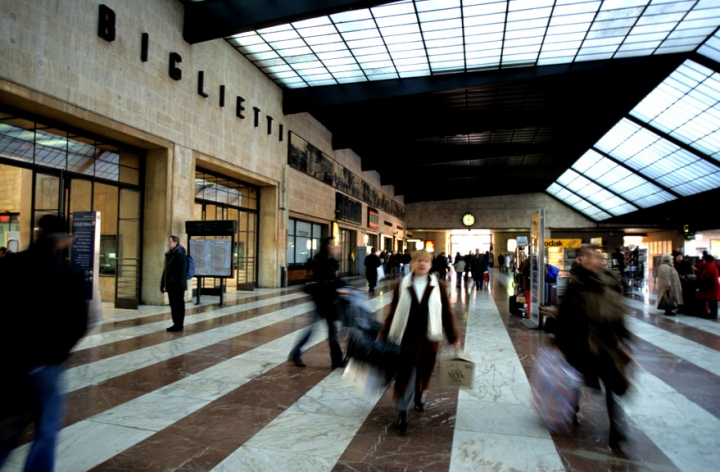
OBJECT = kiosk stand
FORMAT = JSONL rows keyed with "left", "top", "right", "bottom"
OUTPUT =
{"left": 185, "top": 220, "right": 237, "bottom": 307}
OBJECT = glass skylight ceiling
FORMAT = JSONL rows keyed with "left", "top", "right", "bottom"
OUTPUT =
{"left": 227, "top": 0, "right": 720, "bottom": 89}
{"left": 547, "top": 56, "right": 720, "bottom": 221}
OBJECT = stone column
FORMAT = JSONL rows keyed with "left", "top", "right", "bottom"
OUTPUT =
{"left": 258, "top": 185, "right": 280, "bottom": 288}
{"left": 141, "top": 145, "right": 194, "bottom": 305}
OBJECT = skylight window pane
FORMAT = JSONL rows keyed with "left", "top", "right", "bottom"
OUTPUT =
{"left": 297, "top": 25, "right": 337, "bottom": 38}
{"left": 262, "top": 30, "right": 300, "bottom": 43}
{"left": 303, "top": 34, "right": 343, "bottom": 46}
{"left": 399, "top": 66, "right": 431, "bottom": 75}
{"left": 416, "top": 0, "right": 461, "bottom": 11}
{"left": 238, "top": 43, "right": 273, "bottom": 55}
{"left": 335, "top": 19, "right": 375, "bottom": 33}
{"left": 422, "top": 18, "right": 463, "bottom": 31}
{"left": 542, "top": 40, "right": 582, "bottom": 52}
{"left": 376, "top": 14, "right": 418, "bottom": 28}
{"left": 557, "top": 169, "right": 579, "bottom": 187}
{"left": 396, "top": 63, "right": 429, "bottom": 71}
{"left": 572, "top": 149, "right": 603, "bottom": 173}
{"left": 383, "top": 23, "right": 422, "bottom": 36}
{"left": 327, "top": 64, "right": 362, "bottom": 74}
{"left": 463, "top": 2, "right": 507, "bottom": 17}
{"left": 342, "top": 29, "right": 381, "bottom": 42}
{"left": 353, "top": 45, "right": 389, "bottom": 56}
{"left": 331, "top": 9, "right": 372, "bottom": 22}
{"left": 464, "top": 13, "right": 506, "bottom": 27}
{"left": 255, "top": 58, "right": 289, "bottom": 68}
{"left": 372, "top": 2, "right": 416, "bottom": 17}
{"left": 418, "top": 8, "right": 460, "bottom": 22}
{"left": 426, "top": 38, "right": 463, "bottom": 49}
{"left": 272, "top": 39, "right": 309, "bottom": 50}
{"left": 547, "top": 183, "right": 563, "bottom": 195}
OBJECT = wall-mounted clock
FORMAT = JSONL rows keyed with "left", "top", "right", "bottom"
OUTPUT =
{"left": 461, "top": 213, "right": 476, "bottom": 227}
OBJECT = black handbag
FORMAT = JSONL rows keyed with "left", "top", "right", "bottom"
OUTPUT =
{"left": 346, "top": 329, "right": 401, "bottom": 375}
{"left": 658, "top": 291, "right": 678, "bottom": 310}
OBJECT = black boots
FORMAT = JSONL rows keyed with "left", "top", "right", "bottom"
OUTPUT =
{"left": 397, "top": 411, "right": 408, "bottom": 435}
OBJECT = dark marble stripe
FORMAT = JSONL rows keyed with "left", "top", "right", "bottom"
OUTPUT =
{"left": 95, "top": 287, "right": 306, "bottom": 333}
{"left": 65, "top": 296, "right": 313, "bottom": 369}
{"left": 491, "top": 273, "right": 680, "bottom": 472}
{"left": 86, "top": 278, "right": 399, "bottom": 471}
{"left": 332, "top": 285, "right": 468, "bottom": 472}
{"left": 88, "top": 340, "right": 335, "bottom": 471}
{"left": 67, "top": 279, "right": 374, "bottom": 369}
{"left": 624, "top": 304, "right": 720, "bottom": 351}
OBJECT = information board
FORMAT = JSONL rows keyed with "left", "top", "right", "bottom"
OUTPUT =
{"left": 71, "top": 211, "right": 100, "bottom": 300}
{"left": 335, "top": 192, "right": 362, "bottom": 225}
{"left": 189, "top": 238, "right": 233, "bottom": 278}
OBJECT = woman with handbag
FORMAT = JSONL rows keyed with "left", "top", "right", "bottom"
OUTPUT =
{"left": 656, "top": 253, "right": 683, "bottom": 315}
{"left": 697, "top": 253, "right": 720, "bottom": 319}
{"left": 379, "top": 250, "right": 461, "bottom": 436}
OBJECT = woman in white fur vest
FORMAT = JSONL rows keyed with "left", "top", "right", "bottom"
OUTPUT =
{"left": 379, "top": 249, "right": 461, "bottom": 436}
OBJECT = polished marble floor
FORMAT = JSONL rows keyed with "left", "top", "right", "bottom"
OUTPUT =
{"left": 4, "top": 270, "right": 719, "bottom": 471}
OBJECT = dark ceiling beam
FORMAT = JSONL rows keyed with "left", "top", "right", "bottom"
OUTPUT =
{"left": 360, "top": 143, "right": 565, "bottom": 172}
{"left": 283, "top": 54, "right": 687, "bottom": 114}
{"left": 183, "top": 0, "right": 393, "bottom": 44}
{"left": 399, "top": 178, "right": 557, "bottom": 203}
{"left": 389, "top": 163, "right": 572, "bottom": 182}
{"left": 331, "top": 111, "right": 570, "bottom": 150}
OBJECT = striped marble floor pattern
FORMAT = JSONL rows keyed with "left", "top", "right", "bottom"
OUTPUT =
{"left": 4, "top": 272, "right": 720, "bottom": 471}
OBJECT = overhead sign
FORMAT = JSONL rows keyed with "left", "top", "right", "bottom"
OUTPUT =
{"left": 544, "top": 239, "right": 582, "bottom": 248}
{"left": 531, "top": 212, "right": 539, "bottom": 239}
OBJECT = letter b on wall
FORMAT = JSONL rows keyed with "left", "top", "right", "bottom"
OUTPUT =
{"left": 98, "top": 4, "right": 116, "bottom": 42}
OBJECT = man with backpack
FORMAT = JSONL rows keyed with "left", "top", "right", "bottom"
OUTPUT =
{"left": 160, "top": 235, "right": 189, "bottom": 332}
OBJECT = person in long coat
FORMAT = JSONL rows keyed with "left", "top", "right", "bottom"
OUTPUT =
{"left": 379, "top": 249, "right": 461, "bottom": 436}
{"left": 554, "top": 246, "right": 634, "bottom": 450}
{"left": 697, "top": 253, "right": 720, "bottom": 319}
{"left": 656, "top": 253, "right": 683, "bottom": 315}
{"left": 364, "top": 247, "right": 381, "bottom": 295}
{"left": 674, "top": 253, "right": 695, "bottom": 314}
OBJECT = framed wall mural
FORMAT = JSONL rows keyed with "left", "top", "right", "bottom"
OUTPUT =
{"left": 288, "top": 132, "right": 405, "bottom": 220}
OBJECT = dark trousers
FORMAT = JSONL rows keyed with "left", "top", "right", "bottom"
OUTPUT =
{"left": 167, "top": 288, "right": 186, "bottom": 327}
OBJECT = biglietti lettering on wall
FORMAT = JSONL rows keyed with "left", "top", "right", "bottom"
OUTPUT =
{"left": 97, "top": 4, "right": 284, "bottom": 141}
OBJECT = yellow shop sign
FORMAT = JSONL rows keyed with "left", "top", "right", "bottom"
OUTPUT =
{"left": 544, "top": 239, "right": 582, "bottom": 248}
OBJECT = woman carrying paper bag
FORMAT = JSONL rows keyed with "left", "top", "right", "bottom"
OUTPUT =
{"left": 378, "top": 250, "right": 461, "bottom": 436}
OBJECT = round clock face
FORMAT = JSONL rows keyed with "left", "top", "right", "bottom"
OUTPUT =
{"left": 461, "top": 213, "right": 476, "bottom": 227}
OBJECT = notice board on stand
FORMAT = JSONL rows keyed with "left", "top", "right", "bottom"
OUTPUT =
{"left": 188, "top": 238, "right": 233, "bottom": 278}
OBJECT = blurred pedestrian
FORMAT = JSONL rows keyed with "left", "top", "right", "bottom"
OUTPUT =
{"left": 0, "top": 215, "right": 89, "bottom": 470}
{"left": 160, "top": 235, "right": 189, "bottom": 332}
{"left": 554, "top": 246, "right": 634, "bottom": 450}
{"left": 379, "top": 249, "right": 461, "bottom": 436}
{"left": 290, "top": 237, "right": 344, "bottom": 368}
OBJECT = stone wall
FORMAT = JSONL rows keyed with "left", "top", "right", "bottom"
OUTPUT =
{"left": 406, "top": 193, "right": 595, "bottom": 230}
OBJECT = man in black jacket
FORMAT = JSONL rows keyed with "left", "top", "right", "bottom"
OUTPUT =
{"left": 364, "top": 247, "right": 381, "bottom": 295}
{"left": 0, "top": 215, "right": 88, "bottom": 471}
{"left": 161, "top": 235, "right": 189, "bottom": 332}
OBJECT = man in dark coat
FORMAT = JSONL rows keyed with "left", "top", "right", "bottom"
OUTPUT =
{"left": 555, "top": 246, "right": 634, "bottom": 450}
{"left": 290, "top": 237, "right": 344, "bottom": 368}
{"left": 161, "top": 235, "right": 189, "bottom": 332}
{"left": 470, "top": 249, "right": 487, "bottom": 289}
{"left": 364, "top": 247, "right": 381, "bottom": 295}
{"left": 0, "top": 215, "right": 88, "bottom": 471}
